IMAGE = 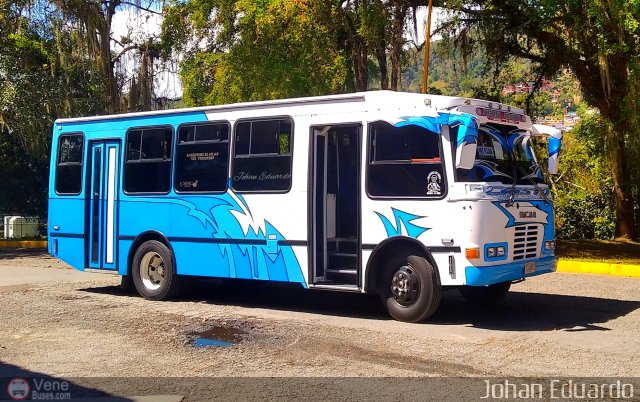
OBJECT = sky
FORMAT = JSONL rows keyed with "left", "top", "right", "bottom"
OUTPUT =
{"left": 110, "top": 5, "right": 446, "bottom": 101}
{"left": 110, "top": 3, "right": 182, "bottom": 99}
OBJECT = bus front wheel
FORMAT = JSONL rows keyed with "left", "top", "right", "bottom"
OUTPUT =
{"left": 132, "top": 240, "right": 182, "bottom": 300}
{"left": 459, "top": 282, "right": 511, "bottom": 305}
{"left": 380, "top": 255, "right": 441, "bottom": 322}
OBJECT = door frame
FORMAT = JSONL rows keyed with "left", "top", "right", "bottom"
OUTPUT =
{"left": 308, "top": 123, "right": 363, "bottom": 286}
{"left": 86, "top": 139, "right": 121, "bottom": 270}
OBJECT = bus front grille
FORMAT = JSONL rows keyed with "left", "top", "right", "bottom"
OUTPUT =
{"left": 513, "top": 225, "right": 539, "bottom": 260}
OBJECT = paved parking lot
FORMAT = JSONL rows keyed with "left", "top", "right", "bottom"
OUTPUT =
{"left": 0, "top": 251, "right": 639, "bottom": 398}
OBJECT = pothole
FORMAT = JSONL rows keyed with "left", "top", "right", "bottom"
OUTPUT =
{"left": 193, "top": 326, "right": 246, "bottom": 348}
{"left": 183, "top": 321, "right": 252, "bottom": 348}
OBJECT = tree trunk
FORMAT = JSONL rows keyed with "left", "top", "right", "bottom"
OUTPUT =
{"left": 389, "top": 3, "right": 406, "bottom": 91}
{"left": 605, "top": 119, "right": 636, "bottom": 240}
{"left": 100, "top": 0, "right": 120, "bottom": 113}
{"left": 139, "top": 46, "right": 152, "bottom": 111}
{"left": 352, "top": 37, "right": 368, "bottom": 91}
{"left": 375, "top": 40, "right": 388, "bottom": 90}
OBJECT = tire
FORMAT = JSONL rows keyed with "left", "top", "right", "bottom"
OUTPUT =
{"left": 379, "top": 254, "right": 442, "bottom": 322}
{"left": 132, "top": 240, "right": 182, "bottom": 300}
{"left": 459, "top": 281, "right": 511, "bottom": 305}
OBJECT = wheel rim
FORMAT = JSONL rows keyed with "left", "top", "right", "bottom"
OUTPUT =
{"left": 391, "top": 265, "right": 420, "bottom": 307}
{"left": 140, "top": 251, "right": 166, "bottom": 291}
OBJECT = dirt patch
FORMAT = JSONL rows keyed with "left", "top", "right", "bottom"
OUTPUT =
{"left": 0, "top": 252, "right": 639, "bottom": 381}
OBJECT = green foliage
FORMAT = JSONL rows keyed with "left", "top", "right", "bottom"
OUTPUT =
{"left": 162, "top": 0, "right": 347, "bottom": 105}
{"left": 0, "top": 3, "right": 105, "bottom": 216}
{"left": 553, "top": 113, "right": 616, "bottom": 239}
{"left": 440, "top": 0, "right": 640, "bottom": 239}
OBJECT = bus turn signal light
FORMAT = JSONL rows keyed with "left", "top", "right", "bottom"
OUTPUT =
{"left": 465, "top": 247, "right": 480, "bottom": 259}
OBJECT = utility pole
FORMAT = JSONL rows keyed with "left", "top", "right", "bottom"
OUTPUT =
{"left": 421, "top": 0, "right": 434, "bottom": 94}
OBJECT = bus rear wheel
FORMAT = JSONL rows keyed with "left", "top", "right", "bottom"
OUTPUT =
{"left": 132, "top": 240, "right": 182, "bottom": 300}
{"left": 379, "top": 255, "right": 441, "bottom": 323}
{"left": 459, "top": 282, "right": 511, "bottom": 305}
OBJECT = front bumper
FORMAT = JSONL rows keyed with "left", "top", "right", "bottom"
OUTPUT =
{"left": 464, "top": 256, "right": 558, "bottom": 286}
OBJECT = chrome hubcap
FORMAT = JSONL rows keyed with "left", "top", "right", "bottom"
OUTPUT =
{"left": 391, "top": 265, "right": 419, "bottom": 306}
{"left": 140, "top": 252, "right": 165, "bottom": 290}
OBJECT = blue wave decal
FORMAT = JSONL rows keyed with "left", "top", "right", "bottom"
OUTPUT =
{"left": 492, "top": 201, "right": 549, "bottom": 228}
{"left": 549, "top": 136, "right": 562, "bottom": 157}
{"left": 126, "top": 193, "right": 305, "bottom": 286}
{"left": 392, "top": 112, "right": 479, "bottom": 148}
{"left": 474, "top": 160, "right": 513, "bottom": 180}
{"left": 375, "top": 208, "right": 429, "bottom": 239}
{"left": 481, "top": 126, "right": 507, "bottom": 150}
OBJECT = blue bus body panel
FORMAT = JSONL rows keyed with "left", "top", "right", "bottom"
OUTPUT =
{"left": 48, "top": 199, "right": 86, "bottom": 270}
{"left": 465, "top": 256, "right": 558, "bottom": 286}
{"left": 118, "top": 194, "right": 305, "bottom": 285}
{"left": 49, "top": 110, "right": 306, "bottom": 287}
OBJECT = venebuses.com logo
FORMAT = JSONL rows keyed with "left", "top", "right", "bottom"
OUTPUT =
{"left": 6, "top": 378, "right": 30, "bottom": 401}
{"left": 6, "top": 377, "right": 71, "bottom": 400}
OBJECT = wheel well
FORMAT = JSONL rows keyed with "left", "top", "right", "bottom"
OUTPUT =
{"left": 126, "top": 231, "right": 173, "bottom": 276}
{"left": 365, "top": 237, "right": 439, "bottom": 294}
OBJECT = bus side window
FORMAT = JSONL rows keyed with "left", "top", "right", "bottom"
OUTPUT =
{"left": 174, "top": 122, "right": 230, "bottom": 193}
{"left": 367, "top": 121, "right": 445, "bottom": 198}
{"left": 124, "top": 126, "right": 173, "bottom": 194}
{"left": 55, "top": 133, "right": 84, "bottom": 195}
{"left": 231, "top": 118, "right": 293, "bottom": 193}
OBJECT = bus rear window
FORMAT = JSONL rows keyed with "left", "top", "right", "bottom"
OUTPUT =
{"left": 124, "top": 126, "right": 172, "bottom": 194}
{"left": 55, "top": 133, "right": 84, "bottom": 195}
{"left": 367, "top": 121, "right": 445, "bottom": 198}
{"left": 175, "top": 122, "right": 230, "bottom": 193}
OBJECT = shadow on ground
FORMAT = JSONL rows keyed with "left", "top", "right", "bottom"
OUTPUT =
{"left": 0, "top": 361, "right": 130, "bottom": 401}
{"left": 0, "top": 249, "right": 48, "bottom": 260}
{"left": 80, "top": 278, "right": 640, "bottom": 332}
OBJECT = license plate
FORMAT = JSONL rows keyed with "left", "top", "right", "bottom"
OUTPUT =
{"left": 524, "top": 261, "right": 536, "bottom": 275}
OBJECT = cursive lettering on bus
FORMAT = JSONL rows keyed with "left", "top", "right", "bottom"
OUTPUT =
{"left": 234, "top": 171, "right": 291, "bottom": 181}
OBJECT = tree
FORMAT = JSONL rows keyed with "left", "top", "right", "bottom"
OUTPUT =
{"left": 162, "top": 0, "right": 347, "bottom": 105}
{"left": 0, "top": 1, "right": 104, "bottom": 214}
{"left": 439, "top": 0, "right": 640, "bottom": 240}
{"left": 50, "top": 0, "right": 166, "bottom": 113}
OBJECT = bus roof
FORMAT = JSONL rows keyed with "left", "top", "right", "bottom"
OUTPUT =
{"left": 54, "top": 90, "right": 528, "bottom": 125}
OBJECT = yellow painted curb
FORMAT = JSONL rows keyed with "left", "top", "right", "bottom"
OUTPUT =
{"left": 0, "top": 240, "right": 47, "bottom": 249}
{"left": 557, "top": 260, "right": 640, "bottom": 278}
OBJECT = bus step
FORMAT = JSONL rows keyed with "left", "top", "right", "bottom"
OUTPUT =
{"left": 328, "top": 237, "right": 358, "bottom": 243}
{"left": 326, "top": 268, "right": 357, "bottom": 274}
{"left": 328, "top": 252, "right": 357, "bottom": 257}
{"left": 329, "top": 252, "right": 357, "bottom": 268}
{"left": 311, "top": 283, "right": 360, "bottom": 292}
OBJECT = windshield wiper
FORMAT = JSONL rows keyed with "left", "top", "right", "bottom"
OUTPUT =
{"left": 515, "top": 161, "right": 551, "bottom": 206}
{"left": 506, "top": 162, "right": 517, "bottom": 207}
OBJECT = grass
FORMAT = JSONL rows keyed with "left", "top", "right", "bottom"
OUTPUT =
{"left": 557, "top": 239, "right": 640, "bottom": 265}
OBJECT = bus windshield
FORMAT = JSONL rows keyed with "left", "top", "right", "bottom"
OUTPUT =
{"left": 454, "top": 124, "right": 543, "bottom": 184}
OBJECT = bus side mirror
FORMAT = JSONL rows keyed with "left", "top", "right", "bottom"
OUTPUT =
{"left": 456, "top": 143, "right": 477, "bottom": 169}
{"left": 531, "top": 124, "right": 562, "bottom": 175}
{"left": 548, "top": 136, "right": 561, "bottom": 175}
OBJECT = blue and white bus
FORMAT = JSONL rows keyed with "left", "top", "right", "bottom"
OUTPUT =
{"left": 48, "top": 91, "right": 562, "bottom": 322}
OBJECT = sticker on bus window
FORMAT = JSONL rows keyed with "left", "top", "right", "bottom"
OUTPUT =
{"left": 477, "top": 146, "right": 495, "bottom": 158}
{"left": 427, "top": 171, "right": 442, "bottom": 195}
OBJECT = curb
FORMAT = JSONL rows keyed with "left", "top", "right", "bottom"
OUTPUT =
{"left": 0, "top": 240, "right": 48, "bottom": 249}
{"left": 557, "top": 260, "right": 640, "bottom": 278}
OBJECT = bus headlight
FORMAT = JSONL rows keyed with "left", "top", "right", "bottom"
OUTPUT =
{"left": 485, "top": 246, "right": 506, "bottom": 259}
{"left": 544, "top": 240, "right": 556, "bottom": 251}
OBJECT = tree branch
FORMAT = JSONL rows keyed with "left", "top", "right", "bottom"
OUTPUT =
{"left": 118, "top": 1, "right": 163, "bottom": 16}
{"left": 112, "top": 44, "right": 138, "bottom": 63}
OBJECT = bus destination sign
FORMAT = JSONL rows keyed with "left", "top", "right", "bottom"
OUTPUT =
{"left": 476, "top": 107, "right": 527, "bottom": 124}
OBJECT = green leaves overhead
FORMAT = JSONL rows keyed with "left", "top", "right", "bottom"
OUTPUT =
{"left": 439, "top": 0, "right": 640, "bottom": 239}
{"left": 162, "top": 0, "right": 347, "bottom": 105}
